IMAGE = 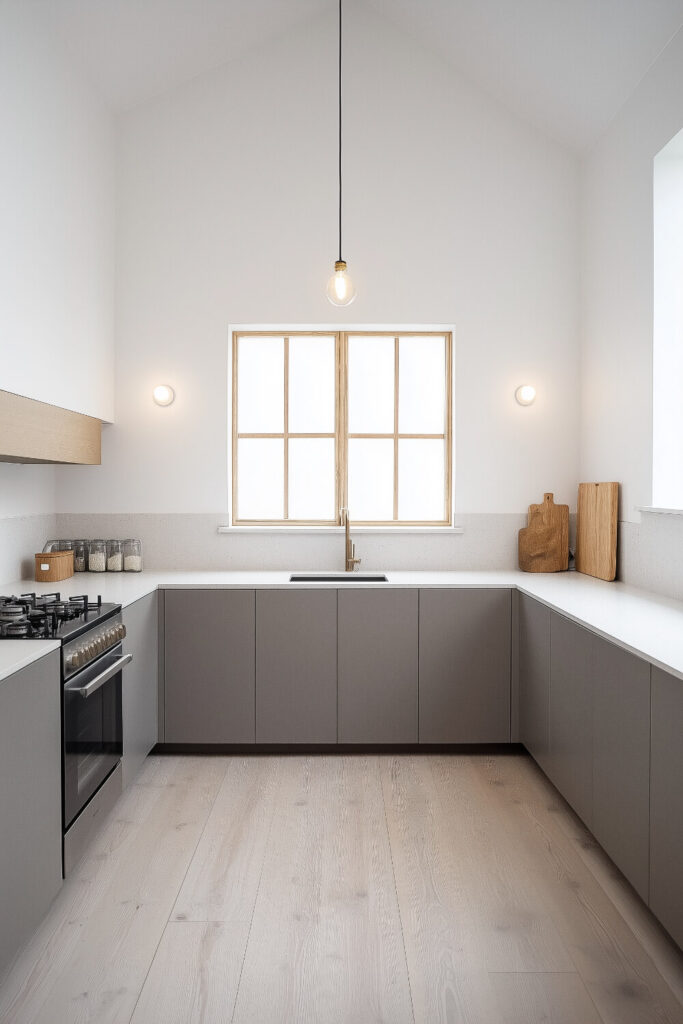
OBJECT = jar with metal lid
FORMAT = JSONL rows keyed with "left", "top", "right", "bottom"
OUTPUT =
{"left": 123, "top": 539, "right": 143, "bottom": 572}
{"left": 73, "top": 540, "right": 88, "bottom": 572}
{"left": 58, "top": 539, "right": 74, "bottom": 552}
{"left": 88, "top": 539, "right": 106, "bottom": 572}
{"left": 106, "top": 539, "right": 123, "bottom": 572}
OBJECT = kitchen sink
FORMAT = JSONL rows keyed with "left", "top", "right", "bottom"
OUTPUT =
{"left": 289, "top": 573, "right": 388, "bottom": 583}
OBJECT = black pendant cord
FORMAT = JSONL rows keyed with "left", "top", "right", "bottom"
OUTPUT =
{"left": 338, "top": 0, "right": 343, "bottom": 263}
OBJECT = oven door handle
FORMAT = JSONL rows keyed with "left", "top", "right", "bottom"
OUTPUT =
{"left": 66, "top": 653, "right": 133, "bottom": 699}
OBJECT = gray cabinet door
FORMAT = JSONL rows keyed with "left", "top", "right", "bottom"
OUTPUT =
{"left": 419, "top": 588, "right": 511, "bottom": 742}
{"left": 122, "top": 592, "right": 159, "bottom": 788}
{"left": 592, "top": 639, "right": 650, "bottom": 900}
{"left": 0, "top": 651, "right": 62, "bottom": 976}
{"left": 338, "top": 589, "right": 418, "bottom": 743}
{"left": 650, "top": 667, "right": 683, "bottom": 948}
{"left": 548, "top": 613, "right": 594, "bottom": 827}
{"left": 519, "top": 594, "right": 551, "bottom": 769}
{"left": 164, "top": 590, "right": 255, "bottom": 743}
{"left": 256, "top": 590, "right": 337, "bottom": 743}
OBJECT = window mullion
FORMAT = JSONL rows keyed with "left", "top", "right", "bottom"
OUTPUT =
{"left": 284, "top": 336, "right": 289, "bottom": 520}
{"left": 393, "top": 336, "right": 399, "bottom": 521}
{"left": 337, "top": 331, "right": 348, "bottom": 524}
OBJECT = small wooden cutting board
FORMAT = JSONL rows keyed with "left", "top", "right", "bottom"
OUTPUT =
{"left": 576, "top": 482, "right": 618, "bottom": 581}
{"left": 518, "top": 493, "right": 569, "bottom": 573}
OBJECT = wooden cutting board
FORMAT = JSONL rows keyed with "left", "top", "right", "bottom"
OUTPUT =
{"left": 518, "top": 493, "right": 569, "bottom": 572}
{"left": 576, "top": 482, "right": 618, "bottom": 581}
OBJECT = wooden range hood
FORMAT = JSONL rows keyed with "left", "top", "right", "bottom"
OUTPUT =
{"left": 0, "top": 389, "right": 101, "bottom": 465}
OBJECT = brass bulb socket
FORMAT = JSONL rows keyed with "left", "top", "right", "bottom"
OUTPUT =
{"left": 334, "top": 260, "right": 347, "bottom": 272}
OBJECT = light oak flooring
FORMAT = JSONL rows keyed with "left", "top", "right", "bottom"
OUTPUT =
{"left": 1, "top": 753, "right": 682, "bottom": 1024}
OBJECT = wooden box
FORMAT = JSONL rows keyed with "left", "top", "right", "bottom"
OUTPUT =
{"left": 35, "top": 550, "right": 74, "bottom": 583}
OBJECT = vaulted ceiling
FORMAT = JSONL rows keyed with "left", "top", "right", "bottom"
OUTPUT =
{"left": 42, "top": 0, "right": 683, "bottom": 149}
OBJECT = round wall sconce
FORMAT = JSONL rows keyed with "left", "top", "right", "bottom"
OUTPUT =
{"left": 515, "top": 384, "right": 536, "bottom": 406}
{"left": 153, "top": 384, "right": 175, "bottom": 406}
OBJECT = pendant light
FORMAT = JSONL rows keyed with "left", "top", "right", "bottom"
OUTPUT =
{"left": 326, "top": 0, "right": 356, "bottom": 306}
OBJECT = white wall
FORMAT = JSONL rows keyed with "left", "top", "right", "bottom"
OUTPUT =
{"left": 0, "top": 1, "right": 115, "bottom": 423}
{"left": 580, "top": 26, "right": 683, "bottom": 521}
{"left": 57, "top": 2, "right": 580, "bottom": 516}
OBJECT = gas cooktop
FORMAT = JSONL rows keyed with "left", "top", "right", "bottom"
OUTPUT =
{"left": 0, "top": 592, "right": 120, "bottom": 641}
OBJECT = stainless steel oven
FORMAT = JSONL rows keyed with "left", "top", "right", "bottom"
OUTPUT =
{"left": 62, "top": 640, "right": 129, "bottom": 831}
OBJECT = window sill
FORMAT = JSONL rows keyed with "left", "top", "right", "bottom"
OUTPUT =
{"left": 218, "top": 525, "right": 465, "bottom": 535}
{"left": 636, "top": 506, "right": 683, "bottom": 516}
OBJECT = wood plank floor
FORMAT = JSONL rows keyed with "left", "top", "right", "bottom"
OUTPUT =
{"left": 0, "top": 753, "right": 681, "bottom": 1024}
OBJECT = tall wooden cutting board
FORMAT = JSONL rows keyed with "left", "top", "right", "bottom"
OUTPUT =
{"left": 576, "top": 482, "right": 618, "bottom": 581}
{"left": 518, "top": 493, "right": 569, "bottom": 572}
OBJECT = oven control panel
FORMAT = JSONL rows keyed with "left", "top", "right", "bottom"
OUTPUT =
{"left": 63, "top": 613, "right": 126, "bottom": 678}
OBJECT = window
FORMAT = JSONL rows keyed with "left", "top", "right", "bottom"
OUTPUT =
{"left": 231, "top": 330, "right": 452, "bottom": 525}
{"left": 653, "top": 130, "right": 683, "bottom": 509}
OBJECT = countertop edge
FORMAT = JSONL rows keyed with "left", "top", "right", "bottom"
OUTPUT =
{"left": 0, "top": 640, "right": 61, "bottom": 684}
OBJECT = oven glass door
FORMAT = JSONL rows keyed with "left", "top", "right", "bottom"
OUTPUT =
{"left": 63, "top": 643, "right": 124, "bottom": 829}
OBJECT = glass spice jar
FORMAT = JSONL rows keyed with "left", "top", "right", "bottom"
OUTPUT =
{"left": 106, "top": 539, "right": 123, "bottom": 572}
{"left": 73, "top": 540, "right": 88, "bottom": 572}
{"left": 123, "top": 538, "right": 143, "bottom": 572}
{"left": 88, "top": 539, "right": 107, "bottom": 572}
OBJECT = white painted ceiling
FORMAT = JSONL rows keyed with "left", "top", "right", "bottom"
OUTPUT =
{"left": 43, "top": 0, "right": 683, "bottom": 149}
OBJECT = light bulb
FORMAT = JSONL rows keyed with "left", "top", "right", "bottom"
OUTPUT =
{"left": 515, "top": 384, "right": 536, "bottom": 406}
{"left": 153, "top": 384, "right": 175, "bottom": 406}
{"left": 326, "top": 260, "right": 356, "bottom": 306}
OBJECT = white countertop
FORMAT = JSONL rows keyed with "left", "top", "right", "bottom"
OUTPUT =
{"left": 0, "top": 640, "right": 61, "bottom": 683}
{"left": 2, "top": 569, "right": 683, "bottom": 683}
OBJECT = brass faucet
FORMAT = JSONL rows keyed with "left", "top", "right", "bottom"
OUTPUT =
{"left": 340, "top": 507, "right": 361, "bottom": 572}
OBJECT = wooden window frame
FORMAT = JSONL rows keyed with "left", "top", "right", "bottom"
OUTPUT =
{"left": 231, "top": 330, "right": 453, "bottom": 527}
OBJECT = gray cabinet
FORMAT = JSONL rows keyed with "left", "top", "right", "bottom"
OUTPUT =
{"left": 592, "top": 639, "right": 650, "bottom": 900}
{"left": 256, "top": 590, "right": 337, "bottom": 744}
{"left": 518, "top": 594, "right": 551, "bottom": 770}
{"left": 0, "top": 651, "right": 62, "bottom": 977}
{"left": 122, "top": 592, "right": 159, "bottom": 788}
{"left": 419, "top": 588, "right": 511, "bottom": 742}
{"left": 164, "top": 590, "right": 255, "bottom": 743}
{"left": 338, "top": 589, "right": 418, "bottom": 743}
{"left": 548, "top": 613, "right": 594, "bottom": 827}
{"left": 650, "top": 667, "right": 683, "bottom": 948}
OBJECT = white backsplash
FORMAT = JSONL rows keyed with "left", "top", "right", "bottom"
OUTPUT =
{"left": 618, "top": 514, "right": 683, "bottom": 603}
{"left": 54, "top": 514, "right": 528, "bottom": 573}
{"left": 0, "top": 514, "right": 58, "bottom": 584}
{"left": 3, "top": 512, "right": 680, "bottom": 603}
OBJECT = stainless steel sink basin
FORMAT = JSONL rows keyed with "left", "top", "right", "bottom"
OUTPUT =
{"left": 289, "top": 573, "right": 388, "bottom": 583}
